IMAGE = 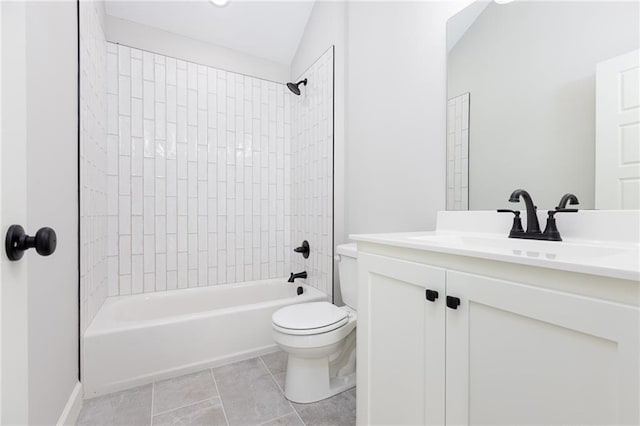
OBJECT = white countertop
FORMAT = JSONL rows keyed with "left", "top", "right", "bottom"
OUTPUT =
{"left": 350, "top": 211, "right": 640, "bottom": 282}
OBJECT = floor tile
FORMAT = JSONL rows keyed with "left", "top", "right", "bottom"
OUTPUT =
{"left": 214, "top": 357, "right": 294, "bottom": 426}
{"left": 77, "top": 384, "right": 152, "bottom": 426}
{"left": 153, "top": 369, "right": 218, "bottom": 414}
{"left": 292, "top": 388, "right": 356, "bottom": 426}
{"left": 260, "top": 412, "right": 304, "bottom": 426}
{"left": 152, "top": 398, "right": 227, "bottom": 426}
{"left": 261, "top": 351, "right": 288, "bottom": 391}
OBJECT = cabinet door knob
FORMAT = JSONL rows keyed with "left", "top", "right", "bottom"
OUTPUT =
{"left": 425, "top": 289, "right": 439, "bottom": 302}
{"left": 446, "top": 296, "right": 461, "bottom": 310}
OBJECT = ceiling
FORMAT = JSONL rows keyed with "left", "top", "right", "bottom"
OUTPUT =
{"left": 105, "top": 0, "right": 316, "bottom": 65}
{"left": 447, "top": 0, "right": 490, "bottom": 52}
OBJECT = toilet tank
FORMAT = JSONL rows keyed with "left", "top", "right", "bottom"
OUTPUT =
{"left": 336, "top": 243, "right": 358, "bottom": 310}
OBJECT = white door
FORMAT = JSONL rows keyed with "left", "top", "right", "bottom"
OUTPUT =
{"left": 446, "top": 270, "right": 640, "bottom": 425}
{"left": 595, "top": 49, "right": 640, "bottom": 209}
{"left": 1, "top": 1, "right": 79, "bottom": 424}
{"left": 357, "top": 253, "right": 446, "bottom": 425}
{"left": 0, "top": 2, "right": 30, "bottom": 423}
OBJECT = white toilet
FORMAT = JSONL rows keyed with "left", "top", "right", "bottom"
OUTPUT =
{"left": 271, "top": 243, "right": 358, "bottom": 403}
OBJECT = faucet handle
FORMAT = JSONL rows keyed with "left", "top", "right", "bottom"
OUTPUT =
{"left": 497, "top": 209, "right": 524, "bottom": 237}
{"left": 497, "top": 209, "right": 520, "bottom": 216}
{"left": 553, "top": 208, "right": 578, "bottom": 214}
{"left": 543, "top": 208, "right": 578, "bottom": 241}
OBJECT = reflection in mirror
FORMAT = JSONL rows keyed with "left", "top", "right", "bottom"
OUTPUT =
{"left": 447, "top": 1, "right": 640, "bottom": 210}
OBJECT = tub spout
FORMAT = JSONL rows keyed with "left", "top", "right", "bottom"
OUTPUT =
{"left": 288, "top": 271, "right": 307, "bottom": 283}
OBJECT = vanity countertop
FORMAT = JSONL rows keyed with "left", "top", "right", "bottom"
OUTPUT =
{"left": 350, "top": 211, "right": 640, "bottom": 282}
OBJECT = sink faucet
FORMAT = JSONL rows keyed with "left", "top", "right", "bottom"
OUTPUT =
{"left": 288, "top": 271, "right": 307, "bottom": 283}
{"left": 499, "top": 190, "right": 579, "bottom": 241}
{"left": 557, "top": 193, "right": 579, "bottom": 209}
{"left": 508, "top": 189, "right": 541, "bottom": 234}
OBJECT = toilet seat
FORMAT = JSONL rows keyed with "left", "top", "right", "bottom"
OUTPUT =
{"left": 272, "top": 302, "right": 349, "bottom": 335}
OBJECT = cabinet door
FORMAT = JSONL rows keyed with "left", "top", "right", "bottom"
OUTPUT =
{"left": 357, "top": 253, "right": 446, "bottom": 425}
{"left": 446, "top": 271, "right": 640, "bottom": 425}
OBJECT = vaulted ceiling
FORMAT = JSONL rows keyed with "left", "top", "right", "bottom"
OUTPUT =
{"left": 105, "top": 0, "right": 316, "bottom": 65}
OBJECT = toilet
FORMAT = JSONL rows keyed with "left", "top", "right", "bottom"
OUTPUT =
{"left": 271, "top": 243, "right": 358, "bottom": 403}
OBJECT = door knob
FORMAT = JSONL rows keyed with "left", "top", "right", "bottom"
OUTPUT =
{"left": 5, "top": 225, "right": 57, "bottom": 261}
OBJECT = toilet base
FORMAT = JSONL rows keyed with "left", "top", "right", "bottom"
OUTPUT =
{"left": 282, "top": 329, "right": 357, "bottom": 404}
{"left": 283, "top": 356, "right": 356, "bottom": 404}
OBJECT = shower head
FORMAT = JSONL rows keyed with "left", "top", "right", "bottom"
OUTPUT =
{"left": 287, "top": 78, "right": 307, "bottom": 95}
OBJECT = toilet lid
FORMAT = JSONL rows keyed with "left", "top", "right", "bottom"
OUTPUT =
{"left": 272, "top": 302, "right": 349, "bottom": 335}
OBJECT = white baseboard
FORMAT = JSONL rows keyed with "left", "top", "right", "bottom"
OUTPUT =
{"left": 56, "top": 381, "right": 83, "bottom": 426}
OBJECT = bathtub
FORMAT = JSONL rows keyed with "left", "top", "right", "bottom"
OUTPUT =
{"left": 83, "top": 279, "right": 326, "bottom": 397}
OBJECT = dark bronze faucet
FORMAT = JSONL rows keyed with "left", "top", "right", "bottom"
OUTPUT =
{"left": 557, "top": 193, "right": 580, "bottom": 209}
{"left": 508, "top": 189, "right": 541, "bottom": 234}
{"left": 498, "top": 190, "right": 579, "bottom": 241}
{"left": 288, "top": 271, "right": 307, "bottom": 283}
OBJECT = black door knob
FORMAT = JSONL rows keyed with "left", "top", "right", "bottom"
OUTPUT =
{"left": 5, "top": 224, "right": 57, "bottom": 261}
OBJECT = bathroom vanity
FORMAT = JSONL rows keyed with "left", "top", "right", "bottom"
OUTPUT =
{"left": 352, "top": 211, "right": 640, "bottom": 425}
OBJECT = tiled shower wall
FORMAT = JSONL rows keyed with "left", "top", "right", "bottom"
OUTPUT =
{"left": 106, "top": 43, "right": 293, "bottom": 295}
{"left": 446, "top": 92, "right": 470, "bottom": 210}
{"left": 80, "top": 0, "right": 108, "bottom": 332}
{"left": 290, "top": 48, "right": 334, "bottom": 296}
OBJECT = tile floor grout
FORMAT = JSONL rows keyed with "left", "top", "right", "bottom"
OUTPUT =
{"left": 210, "top": 368, "right": 231, "bottom": 426}
{"left": 258, "top": 354, "right": 307, "bottom": 426}
{"left": 77, "top": 352, "right": 355, "bottom": 426}
{"left": 257, "top": 355, "right": 301, "bottom": 425}
{"left": 149, "top": 382, "right": 155, "bottom": 426}
{"left": 152, "top": 396, "right": 220, "bottom": 418}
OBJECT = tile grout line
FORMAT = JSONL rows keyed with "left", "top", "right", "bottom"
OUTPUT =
{"left": 258, "top": 356, "right": 299, "bottom": 421}
{"left": 258, "top": 355, "right": 286, "bottom": 395}
{"left": 153, "top": 397, "right": 221, "bottom": 418}
{"left": 292, "top": 407, "right": 306, "bottom": 426}
{"left": 150, "top": 382, "right": 155, "bottom": 426}
{"left": 210, "top": 368, "right": 230, "bottom": 426}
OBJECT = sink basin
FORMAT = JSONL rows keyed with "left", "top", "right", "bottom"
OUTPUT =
{"left": 408, "top": 234, "right": 626, "bottom": 261}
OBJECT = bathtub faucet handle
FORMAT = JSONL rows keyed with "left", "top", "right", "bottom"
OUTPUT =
{"left": 293, "top": 240, "right": 310, "bottom": 258}
{"left": 288, "top": 271, "right": 307, "bottom": 283}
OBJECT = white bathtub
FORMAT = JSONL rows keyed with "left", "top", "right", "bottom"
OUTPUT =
{"left": 83, "top": 279, "right": 326, "bottom": 397}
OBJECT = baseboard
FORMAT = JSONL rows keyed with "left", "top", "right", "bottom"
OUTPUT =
{"left": 86, "top": 344, "right": 279, "bottom": 398}
{"left": 56, "top": 381, "right": 83, "bottom": 426}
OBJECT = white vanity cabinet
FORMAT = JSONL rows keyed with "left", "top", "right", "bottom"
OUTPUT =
{"left": 356, "top": 253, "right": 446, "bottom": 425}
{"left": 356, "top": 250, "right": 640, "bottom": 426}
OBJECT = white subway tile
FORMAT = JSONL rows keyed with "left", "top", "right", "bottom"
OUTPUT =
{"left": 118, "top": 45, "right": 131, "bottom": 76}
{"left": 132, "top": 255, "right": 143, "bottom": 294}
{"left": 119, "top": 196, "right": 131, "bottom": 233}
{"left": 144, "top": 273, "right": 155, "bottom": 293}
{"left": 132, "top": 216, "right": 143, "bottom": 254}
{"left": 131, "top": 58, "right": 143, "bottom": 99}
{"left": 120, "top": 275, "right": 132, "bottom": 295}
{"left": 144, "top": 235, "right": 155, "bottom": 272}
{"left": 155, "top": 254, "right": 167, "bottom": 291}
{"left": 119, "top": 235, "right": 131, "bottom": 274}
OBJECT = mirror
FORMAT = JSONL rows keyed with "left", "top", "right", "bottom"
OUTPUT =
{"left": 446, "top": 0, "right": 640, "bottom": 210}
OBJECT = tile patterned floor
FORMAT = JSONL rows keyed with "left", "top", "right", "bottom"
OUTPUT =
{"left": 77, "top": 351, "right": 356, "bottom": 426}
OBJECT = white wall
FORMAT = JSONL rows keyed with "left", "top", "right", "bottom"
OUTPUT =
{"left": 345, "top": 1, "right": 471, "bottom": 236}
{"left": 24, "top": 1, "right": 79, "bottom": 423}
{"left": 448, "top": 1, "right": 640, "bottom": 210}
{"left": 106, "top": 16, "right": 289, "bottom": 83}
